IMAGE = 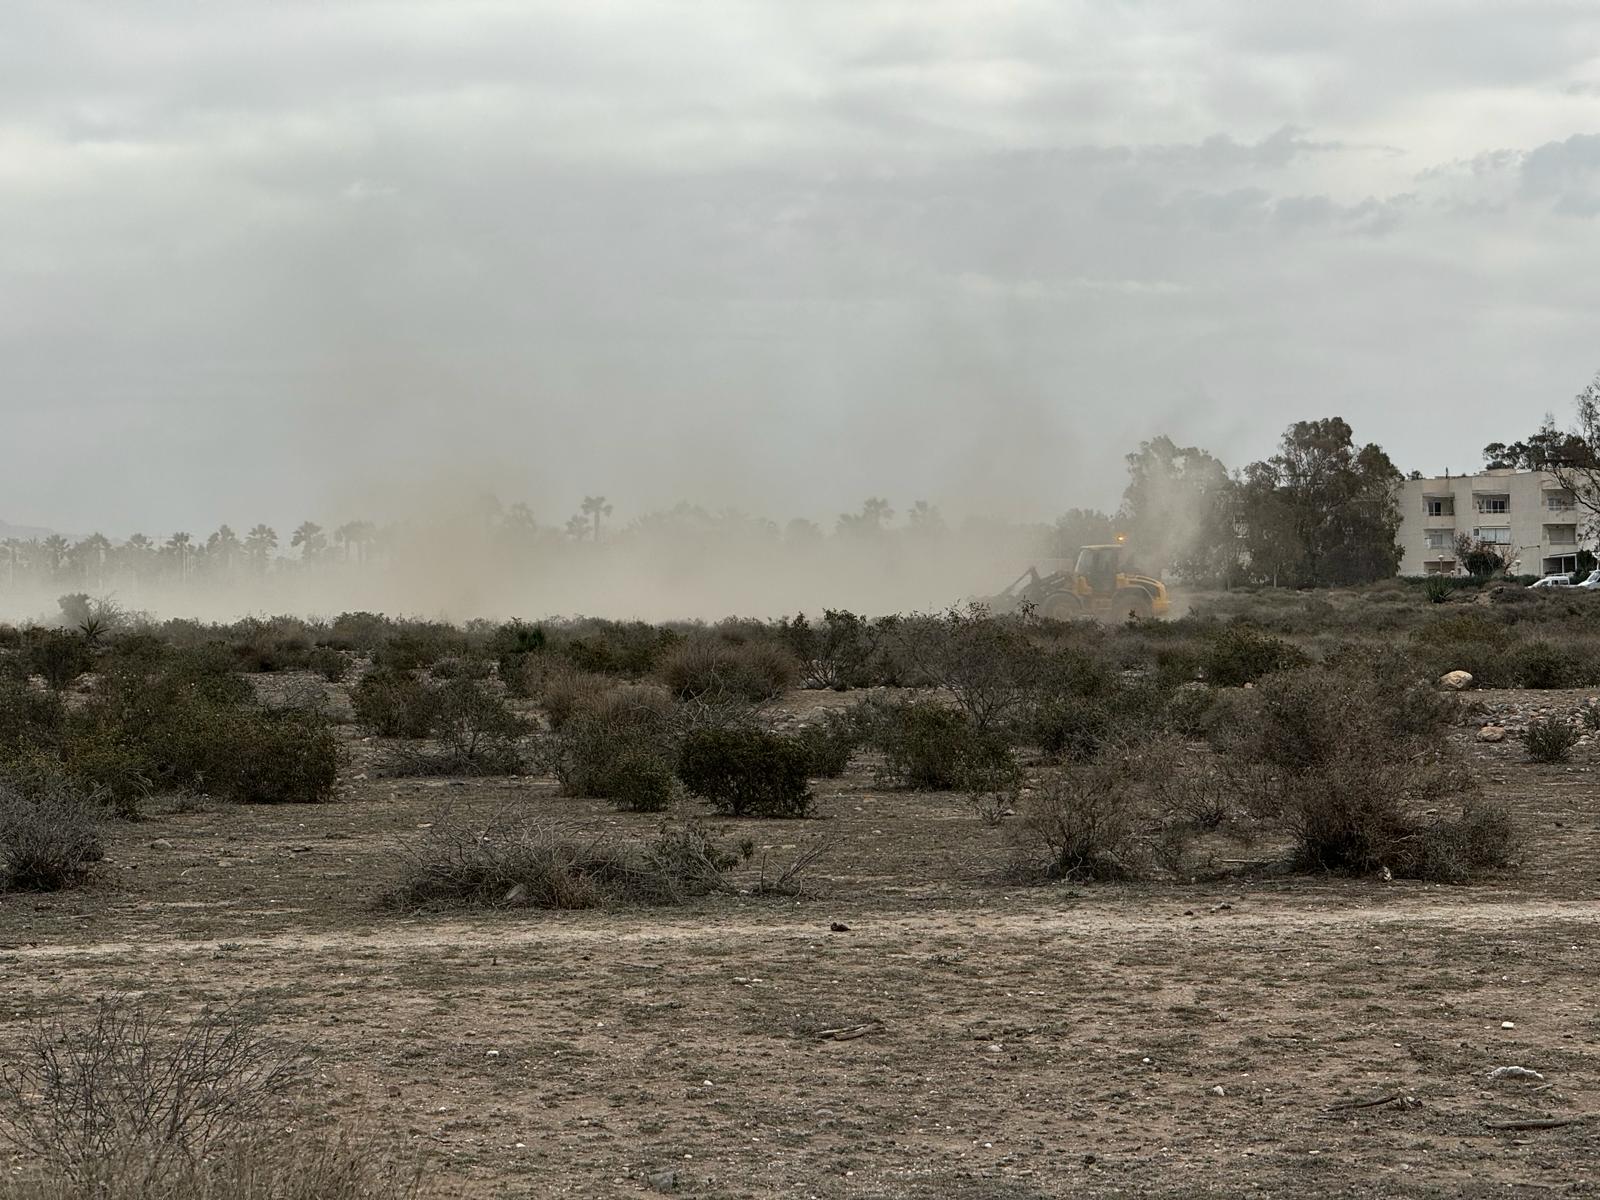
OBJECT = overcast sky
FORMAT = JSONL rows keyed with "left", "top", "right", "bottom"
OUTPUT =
{"left": 4, "top": 1, "right": 1600, "bottom": 537}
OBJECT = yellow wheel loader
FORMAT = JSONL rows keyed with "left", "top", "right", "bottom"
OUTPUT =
{"left": 992, "top": 543, "right": 1170, "bottom": 621}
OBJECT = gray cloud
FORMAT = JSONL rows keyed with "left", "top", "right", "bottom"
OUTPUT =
{"left": 1, "top": 1, "right": 1599, "bottom": 538}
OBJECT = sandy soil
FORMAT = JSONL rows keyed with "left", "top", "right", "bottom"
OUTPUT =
{"left": 3, "top": 684, "right": 1598, "bottom": 1198}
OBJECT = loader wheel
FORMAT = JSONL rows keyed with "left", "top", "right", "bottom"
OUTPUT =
{"left": 1040, "top": 591, "right": 1083, "bottom": 621}
{"left": 1117, "top": 590, "right": 1154, "bottom": 622}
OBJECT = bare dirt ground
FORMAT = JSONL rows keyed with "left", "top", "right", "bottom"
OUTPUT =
{"left": 4, "top": 684, "right": 1599, "bottom": 1198}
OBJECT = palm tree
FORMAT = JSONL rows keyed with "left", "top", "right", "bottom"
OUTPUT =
{"left": 119, "top": 533, "right": 155, "bottom": 583}
{"left": 333, "top": 521, "right": 376, "bottom": 564}
{"left": 40, "top": 533, "right": 69, "bottom": 576}
{"left": 0, "top": 539, "right": 19, "bottom": 588}
{"left": 206, "top": 525, "right": 241, "bottom": 576}
{"left": 290, "top": 521, "right": 326, "bottom": 561}
{"left": 74, "top": 533, "right": 113, "bottom": 588}
{"left": 244, "top": 524, "right": 278, "bottom": 571}
{"left": 164, "top": 532, "right": 193, "bottom": 582}
{"left": 579, "top": 495, "right": 612, "bottom": 543}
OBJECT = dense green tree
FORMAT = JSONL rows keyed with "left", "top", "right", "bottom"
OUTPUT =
{"left": 1237, "top": 418, "right": 1402, "bottom": 587}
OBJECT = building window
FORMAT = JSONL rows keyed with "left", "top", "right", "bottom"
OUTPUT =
{"left": 1472, "top": 527, "right": 1512, "bottom": 544}
{"left": 1547, "top": 491, "right": 1576, "bottom": 511}
{"left": 1424, "top": 530, "right": 1452, "bottom": 549}
{"left": 1476, "top": 495, "right": 1510, "bottom": 514}
{"left": 1425, "top": 497, "right": 1454, "bottom": 517}
{"left": 1546, "top": 524, "right": 1578, "bottom": 545}
{"left": 1544, "top": 555, "right": 1579, "bottom": 576}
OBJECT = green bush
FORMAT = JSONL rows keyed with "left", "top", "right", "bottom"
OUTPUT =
{"left": 490, "top": 620, "right": 547, "bottom": 697}
{"left": 779, "top": 610, "right": 889, "bottom": 689}
{"left": 66, "top": 656, "right": 337, "bottom": 805}
{"left": 540, "top": 684, "right": 680, "bottom": 810}
{"left": 327, "top": 611, "right": 393, "bottom": 652}
{"left": 55, "top": 732, "right": 151, "bottom": 818}
{"left": 791, "top": 708, "right": 866, "bottom": 778}
{"left": 229, "top": 713, "right": 339, "bottom": 804}
{"left": 386, "top": 678, "right": 526, "bottom": 776}
{"left": 228, "top": 620, "right": 316, "bottom": 673}
{"left": 350, "top": 669, "right": 440, "bottom": 738}
{"left": 0, "top": 679, "right": 65, "bottom": 754}
{"left": 307, "top": 646, "right": 351, "bottom": 682}
{"left": 557, "top": 620, "right": 680, "bottom": 678}
{"left": 0, "top": 777, "right": 103, "bottom": 891}
{"left": 678, "top": 728, "right": 813, "bottom": 818}
{"left": 867, "top": 700, "right": 1013, "bottom": 790}
{"left": 1506, "top": 640, "right": 1576, "bottom": 689}
{"left": 595, "top": 750, "right": 680, "bottom": 813}
{"left": 22, "top": 630, "right": 94, "bottom": 690}
{"left": 1523, "top": 716, "right": 1581, "bottom": 763}
{"left": 372, "top": 627, "right": 458, "bottom": 672}
{"left": 1201, "top": 625, "right": 1309, "bottom": 687}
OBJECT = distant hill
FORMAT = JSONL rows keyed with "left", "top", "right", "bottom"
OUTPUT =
{"left": 0, "top": 521, "right": 57, "bottom": 541}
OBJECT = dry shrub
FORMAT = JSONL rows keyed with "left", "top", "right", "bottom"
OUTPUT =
{"left": 1137, "top": 734, "right": 1231, "bottom": 831}
{"left": 657, "top": 637, "right": 797, "bottom": 703}
{"left": 1217, "top": 665, "right": 1513, "bottom": 881}
{"left": 0, "top": 777, "right": 103, "bottom": 892}
{"left": 0, "top": 1136, "right": 426, "bottom": 1200}
{"left": 384, "top": 809, "right": 736, "bottom": 909}
{"left": 1015, "top": 762, "right": 1144, "bottom": 881}
{"left": 891, "top": 607, "right": 1048, "bottom": 731}
{"left": 965, "top": 756, "right": 1022, "bottom": 826}
{"left": 533, "top": 666, "right": 618, "bottom": 731}
{"left": 0, "top": 999, "right": 308, "bottom": 1189}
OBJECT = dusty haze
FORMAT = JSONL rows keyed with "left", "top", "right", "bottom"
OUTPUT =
{"left": 0, "top": 513, "right": 1060, "bottom": 625}
{"left": 4, "top": 3, "right": 1599, "bottom": 618}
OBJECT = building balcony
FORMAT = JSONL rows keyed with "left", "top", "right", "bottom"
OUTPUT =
{"left": 1422, "top": 514, "right": 1457, "bottom": 529}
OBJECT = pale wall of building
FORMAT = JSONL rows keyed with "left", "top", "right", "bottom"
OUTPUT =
{"left": 1397, "top": 469, "right": 1584, "bottom": 576}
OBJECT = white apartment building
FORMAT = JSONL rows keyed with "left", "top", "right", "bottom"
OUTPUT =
{"left": 1398, "top": 469, "right": 1587, "bottom": 577}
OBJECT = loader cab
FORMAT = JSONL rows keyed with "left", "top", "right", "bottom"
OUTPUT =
{"left": 1074, "top": 545, "right": 1122, "bottom": 595}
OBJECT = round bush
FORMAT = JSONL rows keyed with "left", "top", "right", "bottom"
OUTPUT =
{"left": 678, "top": 728, "right": 813, "bottom": 818}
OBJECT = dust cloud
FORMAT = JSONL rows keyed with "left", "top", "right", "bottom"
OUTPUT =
{"left": 0, "top": 498, "right": 1077, "bottom": 627}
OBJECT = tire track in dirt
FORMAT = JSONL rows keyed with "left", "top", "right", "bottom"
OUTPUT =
{"left": 10, "top": 895, "right": 1598, "bottom": 961}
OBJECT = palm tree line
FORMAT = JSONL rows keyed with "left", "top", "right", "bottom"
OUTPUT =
{"left": 0, "top": 494, "right": 1079, "bottom": 592}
